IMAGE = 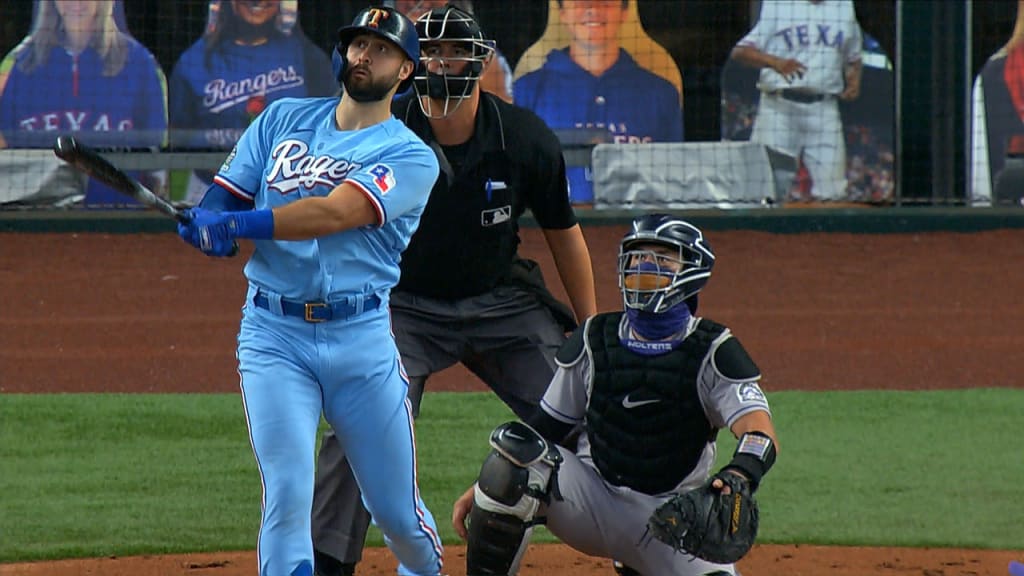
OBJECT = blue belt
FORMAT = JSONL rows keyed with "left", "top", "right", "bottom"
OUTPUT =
{"left": 253, "top": 291, "right": 382, "bottom": 323}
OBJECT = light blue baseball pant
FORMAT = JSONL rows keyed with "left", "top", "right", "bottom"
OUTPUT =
{"left": 237, "top": 295, "right": 444, "bottom": 576}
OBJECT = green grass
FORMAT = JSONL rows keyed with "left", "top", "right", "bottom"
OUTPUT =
{"left": 1, "top": 389, "right": 1022, "bottom": 562}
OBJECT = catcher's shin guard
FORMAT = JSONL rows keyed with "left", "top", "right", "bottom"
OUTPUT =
{"left": 466, "top": 422, "right": 561, "bottom": 575}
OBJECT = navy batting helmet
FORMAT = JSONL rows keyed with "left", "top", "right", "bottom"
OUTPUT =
{"left": 618, "top": 214, "right": 715, "bottom": 313}
{"left": 332, "top": 6, "right": 420, "bottom": 94}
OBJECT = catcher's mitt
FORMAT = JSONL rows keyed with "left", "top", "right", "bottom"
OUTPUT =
{"left": 647, "top": 472, "right": 759, "bottom": 564}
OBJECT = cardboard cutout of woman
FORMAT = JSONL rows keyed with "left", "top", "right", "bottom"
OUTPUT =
{"left": 169, "top": 0, "right": 334, "bottom": 204}
{"left": 0, "top": 0, "right": 168, "bottom": 207}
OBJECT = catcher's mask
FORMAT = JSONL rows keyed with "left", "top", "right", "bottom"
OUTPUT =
{"left": 413, "top": 4, "right": 495, "bottom": 118}
{"left": 618, "top": 214, "right": 715, "bottom": 314}
{"left": 332, "top": 6, "right": 420, "bottom": 94}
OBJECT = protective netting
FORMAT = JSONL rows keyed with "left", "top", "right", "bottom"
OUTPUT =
{"left": 0, "top": 1, "right": 1011, "bottom": 209}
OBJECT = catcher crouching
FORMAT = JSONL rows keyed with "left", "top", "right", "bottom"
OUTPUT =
{"left": 451, "top": 213, "right": 779, "bottom": 576}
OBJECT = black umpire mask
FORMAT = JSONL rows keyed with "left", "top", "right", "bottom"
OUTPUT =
{"left": 414, "top": 69, "right": 479, "bottom": 100}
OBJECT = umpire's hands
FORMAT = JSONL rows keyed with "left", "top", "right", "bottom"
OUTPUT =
{"left": 451, "top": 484, "right": 475, "bottom": 541}
{"left": 177, "top": 207, "right": 239, "bottom": 257}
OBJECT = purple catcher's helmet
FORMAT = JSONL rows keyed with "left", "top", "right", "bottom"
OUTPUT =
{"left": 618, "top": 214, "right": 715, "bottom": 313}
{"left": 331, "top": 6, "right": 420, "bottom": 93}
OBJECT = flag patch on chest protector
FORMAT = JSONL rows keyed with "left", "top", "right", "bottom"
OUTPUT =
{"left": 481, "top": 205, "right": 512, "bottom": 226}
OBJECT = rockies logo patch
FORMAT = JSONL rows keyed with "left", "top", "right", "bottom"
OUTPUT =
{"left": 736, "top": 382, "right": 766, "bottom": 403}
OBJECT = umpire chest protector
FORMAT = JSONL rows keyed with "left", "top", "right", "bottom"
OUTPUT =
{"left": 586, "top": 312, "right": 724, "bottom": 495}
{"left": 391, "top": 93, "right": 575, "bottom": 299}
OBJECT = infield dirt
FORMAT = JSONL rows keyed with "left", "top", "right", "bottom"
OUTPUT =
{"left": 3, "top": 226, "right": 1022, "bottom": 575}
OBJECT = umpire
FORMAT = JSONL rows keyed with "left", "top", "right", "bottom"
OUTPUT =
{"left": 312, "top": 5, "right": 597, "bottom": 576}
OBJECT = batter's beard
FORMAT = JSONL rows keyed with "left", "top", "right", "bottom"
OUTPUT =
{"left": 343, "top": 66, "right": 400, "bottom": 103}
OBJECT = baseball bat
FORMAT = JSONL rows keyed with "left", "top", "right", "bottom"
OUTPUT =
{"left": 53, "top": 135, "right": 238, "bottom": 256}
{"left": 53, "top": 135, "right": 184, "bottom": 221}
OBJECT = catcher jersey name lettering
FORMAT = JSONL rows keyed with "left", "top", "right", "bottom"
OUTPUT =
{"left": 267, "top": 140, "right": 361, "bottom": 194}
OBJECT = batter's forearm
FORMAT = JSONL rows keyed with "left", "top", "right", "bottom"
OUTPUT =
{"left": 270, "top": 186, "right": 378, "bottom": 240}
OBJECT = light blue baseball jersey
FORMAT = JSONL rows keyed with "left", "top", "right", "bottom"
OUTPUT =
{"left": 213, "top": 97, "right": 439, "bottom": 301}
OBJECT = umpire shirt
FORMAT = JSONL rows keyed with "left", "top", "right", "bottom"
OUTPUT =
{"left": 391, "top": 92, "right": 577, "bottom": 299}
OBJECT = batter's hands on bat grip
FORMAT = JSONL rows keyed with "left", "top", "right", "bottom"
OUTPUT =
{"left": 772, "top": 57, "right": 807, "bottom": 83}
{"left": 178, "top": 207, "right": 241, "bottom": 258}
{"left": 451, "top": 484, "right": 475, "bottom": 540}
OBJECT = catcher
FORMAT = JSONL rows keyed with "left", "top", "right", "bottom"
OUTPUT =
{"left": 452, "top": 213, "right": 779, "bottom": 576}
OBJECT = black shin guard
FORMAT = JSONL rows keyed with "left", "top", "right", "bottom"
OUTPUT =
{"left": 465, "top": 505, "right": 531, "bottom": 575}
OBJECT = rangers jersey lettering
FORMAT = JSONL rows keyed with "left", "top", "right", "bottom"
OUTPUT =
{"left": 267, "top": 140, "right": 361, "bottom": 194}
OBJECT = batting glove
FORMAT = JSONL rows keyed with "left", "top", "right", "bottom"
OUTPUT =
{"left": 178, "top": 208, "right": 233, "bottom": 257}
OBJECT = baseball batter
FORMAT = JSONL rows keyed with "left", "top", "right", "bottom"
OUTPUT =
{"left": 731, "top": 0, "right": 863, "bottom": 201}
{"left": 452, "top": 214, "right": 779, "bottom": 576}
{"left": 311, "top": 6, "right": 596, "bottom": 576}
{"left": 175, "top": 7, "right": 445, "bottom": 576}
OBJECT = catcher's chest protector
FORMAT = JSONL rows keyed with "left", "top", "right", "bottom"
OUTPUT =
{"left": 585, "top": 313, "right": 722, "bottom": 495}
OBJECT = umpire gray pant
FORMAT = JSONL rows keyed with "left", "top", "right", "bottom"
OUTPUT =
{"left": 311, "top": 287, "right": 568, "bottom": 564}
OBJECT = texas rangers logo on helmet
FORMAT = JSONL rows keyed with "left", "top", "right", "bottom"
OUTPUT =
{"left": 365, "top": 8, "right": 389, "bottom": 28}
{"left": 369, "top": 164, "right": 396, "bottom": 194}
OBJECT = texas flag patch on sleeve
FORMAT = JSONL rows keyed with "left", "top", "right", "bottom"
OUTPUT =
{"left": 369, "top": 164, "right": 396, "bottom": 195}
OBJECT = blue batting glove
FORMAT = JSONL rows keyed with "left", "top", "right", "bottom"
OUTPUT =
{"left": 177, "top": 207, "right": 239, "bottom": 257}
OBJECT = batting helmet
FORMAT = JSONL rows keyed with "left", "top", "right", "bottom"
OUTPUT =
{"left": 331, "top": 6, "right": 420, "bottom": 94}
{"left": 618, "top": 214, "right": 715, "bottom": 313}
{"left": 413, "top": 3, "right": 495, "bottom": 110}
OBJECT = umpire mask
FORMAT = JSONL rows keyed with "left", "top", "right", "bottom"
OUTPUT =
{"left": 413, "top": 4, "right": 495, "bottom": 118}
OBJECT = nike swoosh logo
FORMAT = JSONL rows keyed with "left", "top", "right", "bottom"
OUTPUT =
{"left": 622, "top": 395, "right": 660, "bottom": 409}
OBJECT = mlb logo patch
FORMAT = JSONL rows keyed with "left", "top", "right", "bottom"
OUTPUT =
{"left": 369, "top": 164, "right": 396, "bottom": 194}
{"left": 481, "top": 205, "right": 512, "bottom": 226}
